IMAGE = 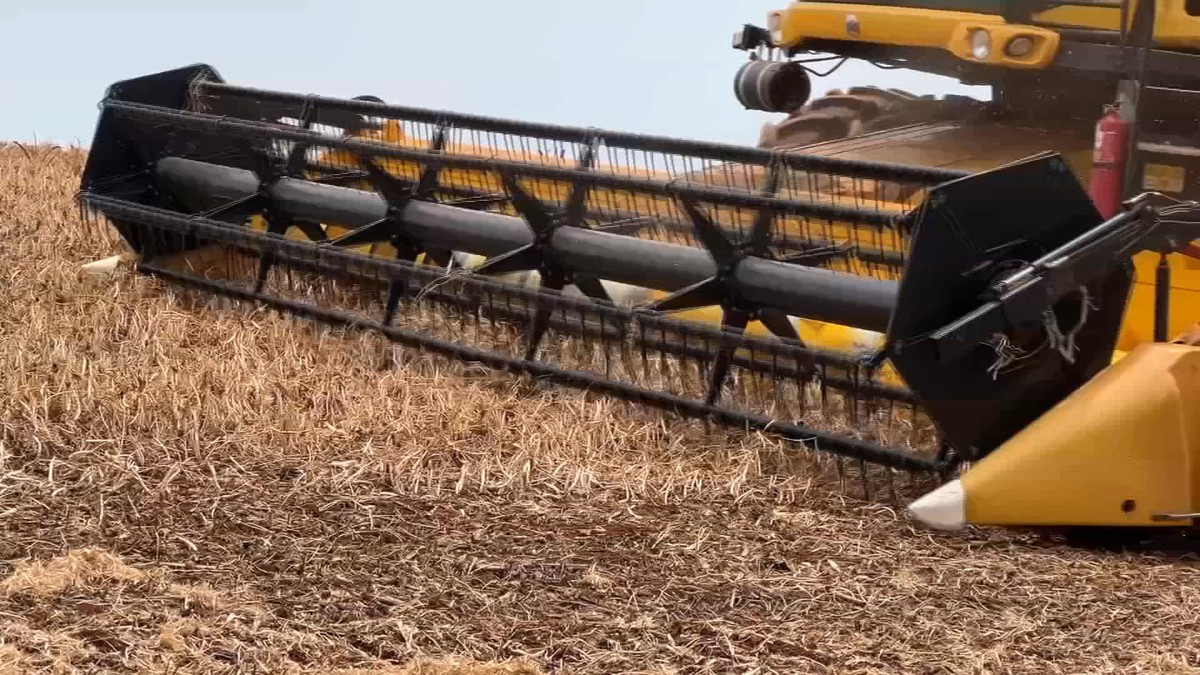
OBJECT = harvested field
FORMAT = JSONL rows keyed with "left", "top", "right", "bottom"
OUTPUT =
{"left": 1, "top": 142, "right": 1200, "bottom": 673}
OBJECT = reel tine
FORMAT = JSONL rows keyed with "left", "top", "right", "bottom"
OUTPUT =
{"left": 474, "top": 245, "right": 541, "bottom": 276}
{"left": 573, "top": 275, "right": 612, "bottom": 305}
{"left": 679, "top": 199, "right": 736, "bottom": 263}
{"left": 643, "top": 278, "right": 723, "bottom": 313}
{"left": 705, "top": 308, "right": 751, "bottom": 406}
{"left": 293, "top": 219, "right": 329, "bottom": 242}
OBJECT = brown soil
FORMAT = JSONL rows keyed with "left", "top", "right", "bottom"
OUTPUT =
{"left": 1, "top": 143, "right": 1199, "bottom": 674}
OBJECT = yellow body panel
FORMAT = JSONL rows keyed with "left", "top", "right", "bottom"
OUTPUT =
{"left": 959, "top": 342, "right": 1200, "bottom": 527}
{"left": 777, "top": 4, "right": 996, "bottom": 49}
{"left": 774, "top": 0, "right": 1200, "bottom": 70}
{"left": 1122, "top": 252, "right": 1200, "bottom": 349}
{"left": 776, "top": 3, "right": 1059, "bottom": 69}
{"left": 1033, "top": 0, "right": 1200, "bottom": 48}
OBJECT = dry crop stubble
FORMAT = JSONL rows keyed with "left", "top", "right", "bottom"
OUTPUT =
{"left": 2, "top": 143, "right": 1200, "bottom": 674}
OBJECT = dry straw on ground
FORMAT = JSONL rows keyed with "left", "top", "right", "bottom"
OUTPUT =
{"left": 1, "top": 143, "right": 1199, "bottom": 673}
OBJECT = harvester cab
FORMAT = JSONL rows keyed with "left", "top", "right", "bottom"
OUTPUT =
{"left": 77, "top": 0, "right": 1200, "bottom": 542}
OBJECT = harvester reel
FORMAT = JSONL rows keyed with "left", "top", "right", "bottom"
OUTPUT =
{"left": 77, "top": 64, "right": 1135, "bottom": 503}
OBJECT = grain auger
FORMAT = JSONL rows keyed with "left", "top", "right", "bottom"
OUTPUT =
{"left": 78, "top": 65, "right": 1200, "bottom": 536}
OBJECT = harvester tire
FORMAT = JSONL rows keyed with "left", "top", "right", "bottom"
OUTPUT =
{"left": 758, "top": 86, "right": 987, "bottom": 151}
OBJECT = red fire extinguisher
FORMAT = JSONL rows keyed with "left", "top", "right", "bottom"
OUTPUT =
{"left": 1088, "top": 104, "right": 1130, "bottom": 219}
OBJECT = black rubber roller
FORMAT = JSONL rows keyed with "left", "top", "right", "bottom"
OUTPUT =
{"left": 733, "top": 59, "right": 812, "bottom": 113}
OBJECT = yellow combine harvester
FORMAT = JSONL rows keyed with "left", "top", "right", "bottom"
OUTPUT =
{"left": 77, "top": 0, "right": 1200, "bottom": 545}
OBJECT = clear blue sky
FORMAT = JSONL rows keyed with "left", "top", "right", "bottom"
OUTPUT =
{"left": 0, "top": 0, "right": 985, "bottom": 147}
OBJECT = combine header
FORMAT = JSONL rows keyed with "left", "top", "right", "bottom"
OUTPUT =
{"left": 79, "top": 64, "right": 1200, "bottom": 538}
